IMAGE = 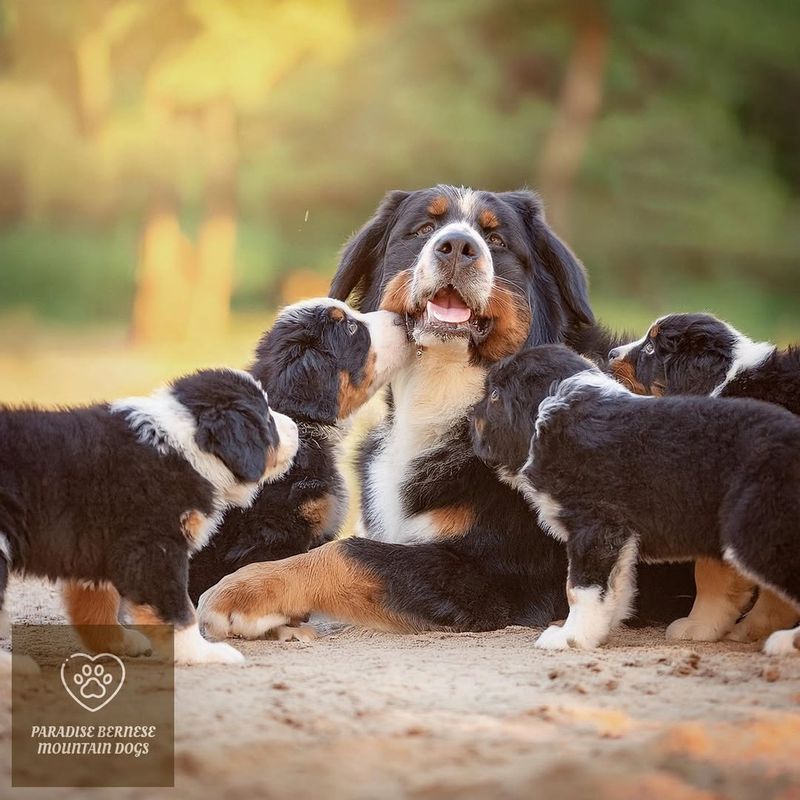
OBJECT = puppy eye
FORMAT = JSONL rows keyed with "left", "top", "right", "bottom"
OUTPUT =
{"left": 643, "top": 342, "right": 655, "bottom": 356}
{"left": 347, "top": 321, "right": 358, "bottom": 335}
{"left": 490, "top": 389, "right": 500, "bottom": 402}
{"left": 487, "top": 233, "right": 505, "bottom": 248}
{"left": 415, "top": 222, "right": 435, "bottom": 236}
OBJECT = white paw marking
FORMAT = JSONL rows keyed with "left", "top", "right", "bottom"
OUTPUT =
{"left": 763, "top": 628, "right": 800, "bottom": 656}
{"left": 174, "top": 623, "right": 245, "bottom": 665}
{"left": 121, "top": 628, "right": 152, "bottom": 657}
{"left": 535, "top": 625, "right": 571, "bottom": 650}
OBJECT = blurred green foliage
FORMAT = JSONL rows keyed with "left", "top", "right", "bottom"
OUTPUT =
{"left": 0, "top": 0, "right": 798, "bottom": 341}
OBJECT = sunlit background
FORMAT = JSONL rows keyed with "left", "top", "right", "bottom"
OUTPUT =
{"left": 0, "top": 0, "right": 798, "bottom": 405}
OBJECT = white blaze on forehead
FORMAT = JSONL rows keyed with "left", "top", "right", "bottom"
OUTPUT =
{"left": 456, "top": 187, "right": 480, "bottom": 219}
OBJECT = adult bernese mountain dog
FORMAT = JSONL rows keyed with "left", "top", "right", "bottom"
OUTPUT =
{"left": 471, "top": 345, "right": 800, "bottom": 655}
{"left": 608, "top": 312, "right": 800, "bottom": 645}
{"left": 198, "top": 185, "right": 693, "bottom": 640}
{"left": 188, "top": 299, "right": 410, "bottom": 623}
{"left": 0, "top": 368, "right": 298, "bottom": 666}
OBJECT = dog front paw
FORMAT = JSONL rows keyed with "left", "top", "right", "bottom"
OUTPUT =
{"left": 535, "top": 625, "right": 571, "bottom": 650}
{"left": 763, "top": 628, "right": 800, "bottom": 656}
{"left": 666, "top": 616, "right": 729, "bottom": 642}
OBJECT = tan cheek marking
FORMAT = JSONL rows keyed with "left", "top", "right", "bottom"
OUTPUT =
{"left": 203, "top": 542, "right": 422, "bottom": 633}
{"left": 299, "top": 494, "right": 337, "bottom": 543}
{"left": 427, "top": 195, "right": 448, "bottom": 216}
{"left": 379, "top": 269, "right": 416, "bottom": 315}
{"left": 338, "top": 351, "right": 377, "bottom": 418}
{"left": 476, "top": 285, "right": 532, "bottom": 362}
{"left": 474, "top": 417, "right": 485, "bottom": 436}
{"left": 479, "top": 209, "right": 499, "bottom": 229}
{"left": 610, "top": 359, "right": 649, "bottom": 395}
{"left": 263, "top": 444, "right": 278, "bottom": 474}
{"left": 429, "top": 504, "right": 476, "bottom": 538}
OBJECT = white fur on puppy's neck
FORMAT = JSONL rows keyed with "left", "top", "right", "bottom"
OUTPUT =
{"left": 711, "top": 323, "right": 775, "bottom": 397}
{"left": 111, "top": 387, "right": 258, "bottom": 510}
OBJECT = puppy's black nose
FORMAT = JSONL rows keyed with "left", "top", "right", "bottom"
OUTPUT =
{"left": 608, "top": 346, "right": 623, "bottom": 361}
{"left": 435, "top": 233, "right": 478, "bottom": 266}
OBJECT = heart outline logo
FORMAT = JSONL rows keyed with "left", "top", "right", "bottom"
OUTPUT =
{"left": 60, "top": 652, "right": 126, "bottom": 713}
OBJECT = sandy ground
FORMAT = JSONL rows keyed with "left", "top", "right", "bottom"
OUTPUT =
{"left": 1, "top": 578, "right": 799, "bottom": 800}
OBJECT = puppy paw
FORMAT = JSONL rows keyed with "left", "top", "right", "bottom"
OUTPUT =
{"left": 120, "top": 628, "right": 152, "bottom": 657}
{"left": 666, "top": 616, "right": 729, "bottom": 642}
{"left": 535, "top": 625, "right": 571, "bottom": 650}
{"left": 275, "top": 624, "right": 316, "bottom": 643}
{"left": 763, "top": 628, "right": 800, "bottom": 656}
{"left": 174, "top": 624, "right": 245, "bottom": 665}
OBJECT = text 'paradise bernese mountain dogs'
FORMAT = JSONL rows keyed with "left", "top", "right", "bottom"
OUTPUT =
{"left": 608, "top": 312, "right": 800, "bottom": 644}
{"left": 197, "top": 185, "right": 694, "bottom": 640}
{"left": 188, "top": 299, "right": 411, "bottom": 631}
{"left": 471, "top": 345, "right": 800, "bottom": 655}
{"left": 0, "top": 369, "right": 298, "bottom": 666}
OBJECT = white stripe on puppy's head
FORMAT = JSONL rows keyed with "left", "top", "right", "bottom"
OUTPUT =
{"left": 112, "top": 368, "right": 298, "bottom": 509}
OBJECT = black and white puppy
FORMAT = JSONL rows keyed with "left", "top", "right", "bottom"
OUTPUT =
{"left": 471, "top": 345, "right": 800, "bottom": 654}
{"left": 0, "top": 368, "right": 298, "bottom": 666}
{"left": 189, "top": 299, "right": 411, "bottom": 615}
{"left": 608, "top": 313, "right": 800, "bottom": 643}
{"left": 608, "top": 313, "right": 800, "bottom": 414}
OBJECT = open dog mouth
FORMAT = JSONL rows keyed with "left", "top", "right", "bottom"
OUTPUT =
{"left": 415, "top": 285, "right": 492, "bottom": 341}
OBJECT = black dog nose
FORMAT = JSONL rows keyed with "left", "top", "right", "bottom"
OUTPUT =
{"left": 435, "top": 232, "right": 479, "bottom": 263}
{"left": 608, "top": 346, "right": 623, "bottom": 361}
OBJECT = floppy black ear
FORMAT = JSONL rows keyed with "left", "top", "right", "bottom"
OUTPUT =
{"left": 502, "top": 190, "right": 594, "bottom": 328}
{"left": 195, "top": 408, "right": 269, "bottom": 484}
{"left": 535, "top": 225, "right": 594, "bottom": 327}
{"left": 664, "top": 351, "right": 731, "bottom": 395}
{"left": 330, "top": 189, "right": 410, "bottom": 309}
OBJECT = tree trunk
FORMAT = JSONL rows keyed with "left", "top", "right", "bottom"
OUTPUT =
{"left": 188, "top": 97, "right": 238, "bottom": 343}
{"left": 537, "top": 1, "right": 609, "bottom": 236}
{"left": 131, "top": 191, "right": 193, "bottom": 346}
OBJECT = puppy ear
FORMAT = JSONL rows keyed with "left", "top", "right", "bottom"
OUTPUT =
{"left": 663, "top": 326, "right": 732, "bottom": 395}
{"left": 330, "top": 190, "right": 409, "bottom": 309}
{"left": 195, "top": 408, "right": 269, "bottom": 484}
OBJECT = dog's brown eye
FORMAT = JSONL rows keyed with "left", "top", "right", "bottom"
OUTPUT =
{"left": 490, "top": 389, "right": 500, "bottom": 402}
{"left": 416, "top": 222, "right": 435, "bottom": 236}
{"left": 347, "top": 321, "right": 357, "bottom": 335}
{"left": 643, "top": 342, "right": 655, "bottom": 355}
{"left": 487, "top": 233, "right": 505, "bottom": 248}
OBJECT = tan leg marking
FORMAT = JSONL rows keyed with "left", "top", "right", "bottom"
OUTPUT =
{"left": 63, "top": 581, "right": 151, "bottom": 656}
{"left": 727, "top": 589, "right": 799, "bottom": 643}
{"left": 299, "top": 495, "right": 337, "bottom": 544}
{"left": 666, "top": 560, "right": 754, "bottom": 642}
{"left": 198, "top": 540, "right": 420, "bottom": 640}
{"left": 429, "top": 504, "right": 476, "bottom": 538}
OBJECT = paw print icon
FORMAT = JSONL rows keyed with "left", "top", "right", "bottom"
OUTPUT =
{"left": 61, "top": 653, "right": 126, "bottom": 712}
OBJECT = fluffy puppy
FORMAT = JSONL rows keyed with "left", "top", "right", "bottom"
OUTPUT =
{"left": 608, "top": 313, "right": 800, "bottom": 643}
{"left": 188, "top": 299, "right": 411, "bottom": 613}
{"left": 471, "top": 345, "right": 800, "bottom": 654}
{"left": 0, "top": 369, "right": 298, "bottom": 666}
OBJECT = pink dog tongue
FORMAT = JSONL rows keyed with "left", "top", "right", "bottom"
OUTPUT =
{"left": 427, "top": 289, "right": 472, "bottom": 324}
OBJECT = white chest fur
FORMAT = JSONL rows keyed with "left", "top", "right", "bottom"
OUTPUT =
{"left": 363, "top": 344, "right": 487, "bottom": 544}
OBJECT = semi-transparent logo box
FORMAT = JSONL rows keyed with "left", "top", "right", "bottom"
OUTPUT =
{"left": 11, "top": 624, "right": 174, "bottom": 787}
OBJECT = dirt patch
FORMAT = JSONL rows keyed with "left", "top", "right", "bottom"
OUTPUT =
{"left": 1, "top": 578, "right": 799, "bottom": 799}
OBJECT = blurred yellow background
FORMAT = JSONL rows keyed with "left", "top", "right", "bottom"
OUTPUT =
{"left": 0, "top": 0, "right": 798, "bottom": 405}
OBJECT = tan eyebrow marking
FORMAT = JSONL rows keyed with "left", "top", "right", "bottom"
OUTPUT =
{"left": 427, "top": 195, "right": 449, "bottom": 216}
{"left": 648, "top": 323, "right": 661, "bottom": 338}
{"left": 479, "top": 209, "right": 499, "bottom": 229}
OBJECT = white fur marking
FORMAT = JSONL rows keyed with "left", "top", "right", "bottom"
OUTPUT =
{"left": 711, "top": 324, "right": 774, "bottom": 396}
{"left": 173, "top": 623, "right": 245, "bottom": 665}
{"left": 763, "top": 626, "right": 800, "bottom": 656}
